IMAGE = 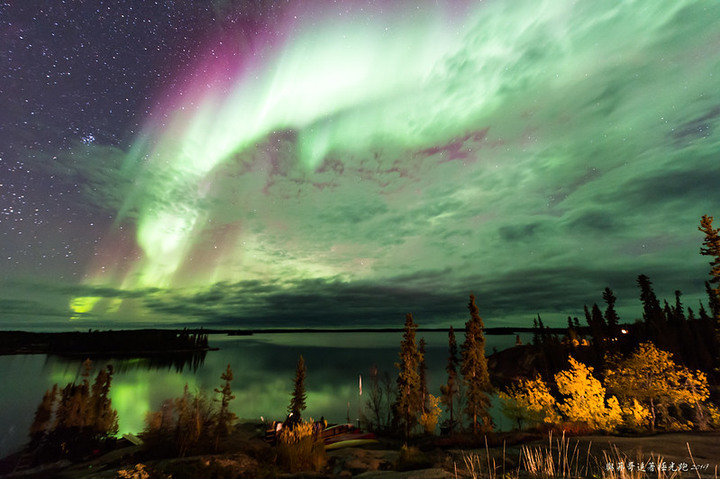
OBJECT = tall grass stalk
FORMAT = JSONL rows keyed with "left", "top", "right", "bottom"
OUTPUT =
{"left": 461, "top": 437, "right": 500, "bottom": 479}
{"left": 591, "top": 442, "right": 716, "bottom": 479}
{"left": 458, "top": 435, "right": 717, "bottom": 479}
{"left": 520, "top": 431, "right": 587, "bottom": 478}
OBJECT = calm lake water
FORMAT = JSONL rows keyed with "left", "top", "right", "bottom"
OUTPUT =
{"left": 0, "top": 332, "right": 526, "bottom": 456}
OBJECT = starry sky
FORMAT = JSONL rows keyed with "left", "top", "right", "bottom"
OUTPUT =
{"left": 2, "top": 0, "right": 720, "bottom": 331}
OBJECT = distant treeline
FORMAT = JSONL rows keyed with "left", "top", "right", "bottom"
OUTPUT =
{"left": 225, "top": 326, "right": 561, "bottom": 335}
{"left": 0, "top": 329, "right": 211, "bottom": 356}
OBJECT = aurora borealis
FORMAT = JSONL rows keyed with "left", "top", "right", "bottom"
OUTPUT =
{"left": 2, "top": 0, "right": 720, "bottom": 329}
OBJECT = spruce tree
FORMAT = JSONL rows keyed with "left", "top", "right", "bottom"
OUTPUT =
{"left": 214, "top": 364, "right": 237, "bottom": 448}
{"left": 418, "top": 338, "right": 428, "bottom": 415}
{"left": 288, "top": 355, "right": 307, "bottom": 418}
{"left": 91, "top": 366, "right": 118, "bottom": 439}
{"left": 602, "top": 287, "right": 621, "bottom": 338}
{"left": 29, "top": 385, "right": 57, "bottom": 446}
{"left": 394, "top": 313, "right": 422, "bottom": 441}
{"left": 673, "top": 290, "right": 686, "bottom": 321}
{"left": 663, "top": 301, "right": 674, "bottom": 324}
{"left": 537, "top": 314, "right": 546, "bottom": 343}
{"left": 461, "top": 294, "right": 492, "bottom": 434}
{"left": 699, "top": 215, "right": 720, "bottom": 318}
{"left": 699, "top": 215, "right": 720, "bottom": 373}
{"left": 705, "top": 281, "right": 720, "bottom": 320}
{"left": 588, "top": 303, "right": 607, "bottom": 360}
{"left": 440, "top": 326, "right": 460, "bottom": 433}
{"left": 637, "top": 274, "right": 665, "bottom": 341}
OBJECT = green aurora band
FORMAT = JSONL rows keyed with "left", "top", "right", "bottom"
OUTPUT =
{"left": 73, "top": 0, "right": 720, "bottom": 323}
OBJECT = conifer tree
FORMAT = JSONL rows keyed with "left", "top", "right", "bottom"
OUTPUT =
{"left": 418, "top": 338, "right": 428, "bottom": 415}
{"left": 699, "top": 215, "right": 720, "bottom": 374}
{"left": 89, "top": 365, "right": 118, "bottom": 439}
{"left": 699, "top": 215, "right": 720, "bottom": 318}
{"left": 440, "top": 326, "right": 460, "bottom": 433}
{"left": 602, "top": 287, "right": 621, "bottom": 338}
{"left": 705, "top": 281, "right": 720, "bottom": 320}
{"left": 214, "top": 364, "right": 237, "bottom": 448}
{"left": 698, "top": 300, "right": 710, "bottom": 321}
{"left": 461, "top": 294, "right": 492, "bottom": 433}
{"left": 29, "top": 385, "right": 57, "bottom": 446}
{"left": 637, "top": 274, "right": 664, "bottom": 327}
{"left": 663, "top": 301, "right": 674, "bottom": 324}
{"left": 566, "top": 317, "right": 578, "bottom": 346}
{"left": 673, "top": 290, "right": 686, "bottom": 321}
{"left": 394, "top": 313, "right": 422, "bottom": 441}
{"left": 537, "top": 314, "right": 546, "bottom": 343}
{"left": 288, "top": 355, "right": 307, "bottom": 418}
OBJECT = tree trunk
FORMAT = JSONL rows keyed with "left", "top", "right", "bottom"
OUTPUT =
{"left": 649, "top": 398, "right": 656, "bottom": 431}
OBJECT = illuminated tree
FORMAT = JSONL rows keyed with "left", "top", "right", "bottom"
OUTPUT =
{"left": 29, "top": 385, "right": 57, "bottom": 446}
{"left": 393, "top": 312, "right": 423, "bottom": 441}
{"left": 419, "top": 394, "right": 442, "bottom": 435}
{"left": 499, "top": 375, "right": 559, "bottom": 430}
{"left": 174, "top": 385, "right": 214, "bottom": 457}
{"left": 440, "top": 326, "right": 460, "bottom": 433}
{"left": 418, "top": 337, "right": 428, "bottom": 415}
{"left": 87, "top": 365, "right": 119, "bottom": 439}
{"left": 288, "top": 355, "right": 307, "bottom": 418}
{"left": 213, "top": 364, "right": 237, "bottom": 449}
{"left": 29, "top": 361, "right": 118, "bottom": 460}
{"left": 604, "top": 342, "right": 710, "bottom": 431}
{"left": 699, "top": 214, "right": 720, "bottom": 319}
{"left": 461, "top": 294, "right": 493, "bottom": 433}
{"left": 555, "top": 357, "right": 622, "bottom": 431}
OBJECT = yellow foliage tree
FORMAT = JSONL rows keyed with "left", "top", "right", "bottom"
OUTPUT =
{"left": 622, "top": 399, "right": 651, "bottom": 429}
{"left": 555, "top": 357, "right": 622, "bottom": 431}
{"left": 604, "top": 342, "right": 710, "bottom": 430}
{"left": 499, "top": 375, "right": 559, "bottom": 430}
{"left": 419, "top": 394, "right": 442, "bottom": 435}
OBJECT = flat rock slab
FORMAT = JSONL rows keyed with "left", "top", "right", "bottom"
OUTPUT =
{"left": 328, "top": 447, "right": 399, "bottom": 475}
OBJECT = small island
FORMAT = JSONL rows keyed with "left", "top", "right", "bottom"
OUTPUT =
{"left": 0, "top": 329, "right": 213, "bottom": 357}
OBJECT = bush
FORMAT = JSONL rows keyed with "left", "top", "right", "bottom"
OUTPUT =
{"left": 275, "top": 420, "right": 327, "bottom": 473}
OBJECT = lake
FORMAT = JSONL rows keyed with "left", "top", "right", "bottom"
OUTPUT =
{"left": 0, "top": 331, "right": 526, "bottom": 456}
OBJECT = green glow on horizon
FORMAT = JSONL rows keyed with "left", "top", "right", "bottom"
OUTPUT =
{"left": 69, "top": 296, "right": 101, "bottom": 320}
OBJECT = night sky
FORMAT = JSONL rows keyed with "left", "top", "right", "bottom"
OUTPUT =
{"left": 2, "top": 0, "right": 719, "bottom": 330}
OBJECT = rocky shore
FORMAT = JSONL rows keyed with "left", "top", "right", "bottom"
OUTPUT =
{"left": 3, "top": 421, "right": 719, "bottom": 478}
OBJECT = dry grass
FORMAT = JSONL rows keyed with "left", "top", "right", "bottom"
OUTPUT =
{"left": 598, "top": 441, "right": 718, "bottom": 479}
{"left": 519, "top": 432, "right": 590, "bottom": 478}
{"left": 461, "top": 436, "right": 500, "bottom": 479}
{"left": 275, "top": 420, "right": 327, "bottom": 473}
{"left": 457, "top": 433, "right": 718, "bottom": 479}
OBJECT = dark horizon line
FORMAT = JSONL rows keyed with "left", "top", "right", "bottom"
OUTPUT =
{"left": 0, "top": 326, "right": 583, "bottom": 335}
